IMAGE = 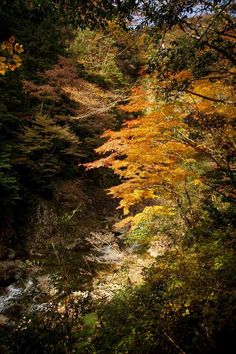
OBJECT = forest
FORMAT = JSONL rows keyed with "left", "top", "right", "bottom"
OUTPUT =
{"left": 0, "top": 0, "right": 235, "bottom": 353}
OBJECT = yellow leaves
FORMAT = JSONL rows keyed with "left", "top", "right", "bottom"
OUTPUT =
{"left": 217, "top": 104, "right": 236, "bottom": 119}
{"left": 195, "top": 100, "right": 212, "bottom": 112}
{"left": 84, "top": 154, "right": 117, "bottom": 170}
{"left": 229, "top": 67, "right": 236, "bottom": 74}
{"left": 130, "top": 205, "right": 175, "bottom": 226}
{"left": 14, "top": 42, "right": 24, "bottom": 54}
{"left": 187, "top": 79, "right": 235, "bottom": 106}
{"left": 13, "top": 54, "right": 23, "bottom": 66}
{"left": 0, "top": 36, "right": 24, "bottom": 75}
{"left": 184, "top": 158, "right": 197, "bottom": 165}
{"left": 1, "top": 36, "right": 15, "bottom": 53}
{"left": 191, "top": 179, "right": 203, "bottom": 187}
{"left": 88, "top": 68, "right": 236, "bottom": 234}
{"left": 143, "top": 205, "right": 175, "bottom": 217}
{"left": 0, "top": 56, "right": 7, "bottom": 75}
{"left": 115, "top": 205, "right": 176, "bottom": 230}
{"left": 117, "top": 189, "right": 157, "bottom": 215}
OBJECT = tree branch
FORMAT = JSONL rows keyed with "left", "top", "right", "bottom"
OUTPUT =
{"left": 183, "top": 89, "right": 235, "bottom": 105}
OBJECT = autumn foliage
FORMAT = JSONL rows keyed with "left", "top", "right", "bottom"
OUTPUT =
{"left": 86, "top": 68, "right": 236, "bottom": 228}
{"left": 0, "top": 2, "right": 236, "bottom": 353}
{"left": 0, "top": 36, "right": 23, "bottom": 75}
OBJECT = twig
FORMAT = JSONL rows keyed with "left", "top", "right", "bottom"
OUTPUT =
{"left": 72, "top": 95, "right": 129, "bottom": 120}
{"left": 90, "top": 232, "right": 122, "bottom": 254}
{"left": 198, "top": 0, "right": 233, "bottom": 41}
{"left": 163, "top": 331, "right": 187, "bottom": 354}
{"left": 183, "top": 89, "right": 235, "bottom": 105}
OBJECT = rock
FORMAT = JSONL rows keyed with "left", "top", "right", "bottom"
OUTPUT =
{"left": 36, "top": 274, "right": 57, "bottom": 296}
{"left": 0, "top": 314, "right": 9, "bottom": 326}
{"left": 0, "top": 280, "right": 33, "bottom": 315}
{"left": 147, "top": 236, "right": 170, "bottom": 258}
{"left": 0, "top": 260, "right": 26, "bottom": 286}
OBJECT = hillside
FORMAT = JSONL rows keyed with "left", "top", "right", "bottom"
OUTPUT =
{"left": 0, "top": 1, "right": 235, "bottom": 353}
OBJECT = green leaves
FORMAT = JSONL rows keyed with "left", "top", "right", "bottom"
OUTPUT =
{"left": 14, "top": 113, "right": 81, "bottom": 192}
{"left": 83, "top": 312, "right": 98, "bottom": 335}
{"left": 70, "top": 28, "right": 124, "bottom": 87}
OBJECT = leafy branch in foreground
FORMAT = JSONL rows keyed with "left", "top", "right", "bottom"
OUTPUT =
{"left": 0, "top": 36, "right": 24, "bottom": 75}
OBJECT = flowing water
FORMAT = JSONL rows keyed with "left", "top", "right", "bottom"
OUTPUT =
{"left": 0, "top": 224, "right": 161, "bottom": 325}
{"left": 0, "top": 231, "right": 127, "bottom": 322}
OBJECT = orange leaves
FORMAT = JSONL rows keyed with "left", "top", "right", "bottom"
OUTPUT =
{"left": 119, "top": 86, "right": 154, "bottom": 112}
{"left": 86, "top": 75, "right": 196, "bottom": 216}
{"left": 86, "top": 65, "right": 236, "bottom": 224}
{"left": 14, "top": 42, "right": 24, "bottom": 54}
{"left": 187, "top": 79, "right": 234, "bottom": 105}
{"left": 116, "top": 189, "right": 156, "bottom": 215}
{"left": 0, "top": 36, "right": 24, "bottom": 75}
{"left": 173, "top": 70, "right": 193, "bottom": 82}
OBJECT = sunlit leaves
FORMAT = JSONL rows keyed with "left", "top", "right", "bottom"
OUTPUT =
{"left": 85, "top": 75, "right": 198, "bottom": 222}
{"left": 86, "top": 59, "right": 236, "bottom": 228}
{"left": 0, "top": 36, "right": 24, "bottom": 75}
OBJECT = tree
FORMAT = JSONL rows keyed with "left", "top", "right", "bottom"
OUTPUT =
{"left": 14, "top": 113, "right": 81, "bottom": 194}
{"left": 85, "top": 62, "right": 235, "bottom": 229}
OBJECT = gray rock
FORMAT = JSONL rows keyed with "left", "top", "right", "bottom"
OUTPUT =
{"left": 0, "top": 260, "right": 26, "bottom": 286}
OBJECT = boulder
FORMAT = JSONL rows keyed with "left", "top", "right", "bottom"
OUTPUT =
{"left": 0, "top": 260, "right": 26, "bottom": 286}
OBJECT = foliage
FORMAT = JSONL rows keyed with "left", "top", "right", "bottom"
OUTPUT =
{"left": 14, "top": 113, "right": 81, "bottom": 194}
{"left": 0, "top": 139, "right": 20, "bottom": 207}
{"left": 0, "top": 36, "right": 23, "bottom": 75}
{"left": 86, "top": 66, "right": 236, "bottom": 226}
{"left": 83, "top": 10, "right": 236, "bottom": 354}
{"left": 0, "top": 299, "right": 97, "bottom": 354}
{"left": 107, "top": 21, "right": 151, "bottom": 79}
{"left": 0, "top": 2, "right": 235, "bottom": 353}
{"left": 70, "top": 28, "right": 124, "bottom": 87}
{"left": 91, "top": 198, "right": 236, "bottom": 354}
{"left": 0, "top": 4, "right": 68, "bottom": 213}
{"left": 0, "top": 0, "right": 136, "bottom": 32}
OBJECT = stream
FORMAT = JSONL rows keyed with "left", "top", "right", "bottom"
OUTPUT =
{"left": 0, "top": 223, "right": 162, "bottom": 326}
{"left": 0, "top": 230, "right": 129, "bottom": 324}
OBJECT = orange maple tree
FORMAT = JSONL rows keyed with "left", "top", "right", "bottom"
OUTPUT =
{"left": 85, "top": 69, "right": 236, "bottom": 227}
